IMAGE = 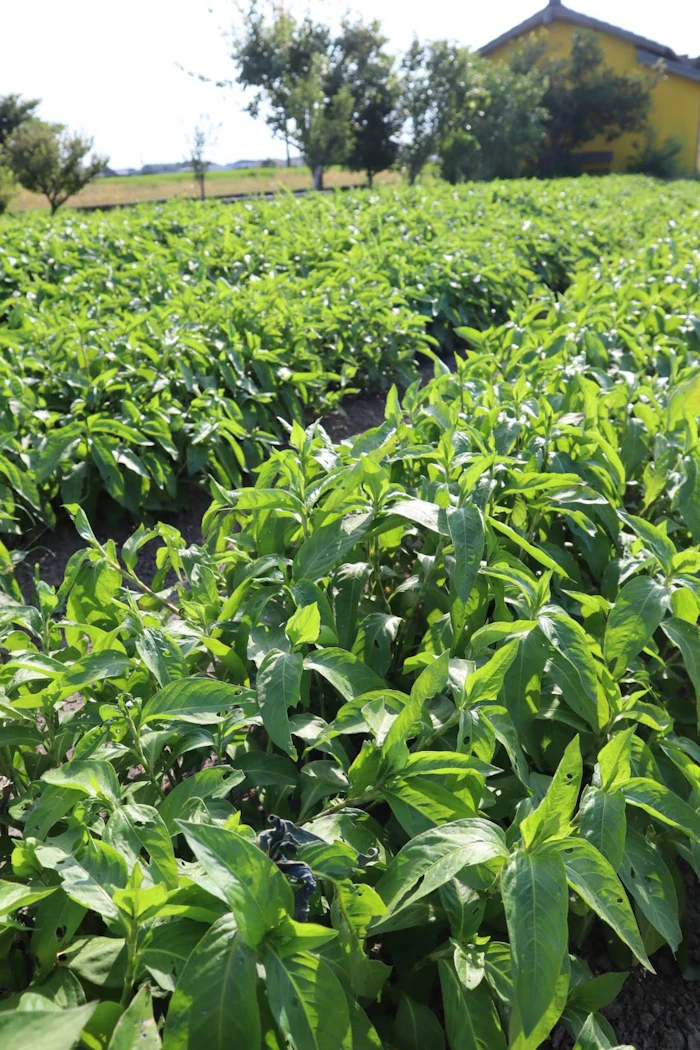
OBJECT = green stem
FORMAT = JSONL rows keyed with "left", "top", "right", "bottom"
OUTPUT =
{"left": 120, "top": 922, "right": 139, "bottom": 1008}
{"left": 299, "top": 792, "right": 378, "bottom": 826}
{"left": 124, "top": 706, "right": 164, "bottom": 798}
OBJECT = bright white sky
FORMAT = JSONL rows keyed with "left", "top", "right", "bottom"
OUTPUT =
{"left": 1, "top": 0, "right": 694, "bottom": 169}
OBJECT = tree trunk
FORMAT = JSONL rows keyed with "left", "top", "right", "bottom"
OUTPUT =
{"left": 198, "top": 174, "right": 205, "bottom": 201}
{"left": 367, "top": 170, "right": 373, "bottom": 189}
{"left": 312, "top": 165, "right": 324, "bottom": 191}
{"left": 285, "top": 135, "right": 291, "bottom": 169}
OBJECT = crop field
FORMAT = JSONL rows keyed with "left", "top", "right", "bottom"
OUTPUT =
{"left": 9, "top": 165, "right": 399, "bottom": 212}
{"left": 1, "top": 174, "right": 700, "bottom": 1049}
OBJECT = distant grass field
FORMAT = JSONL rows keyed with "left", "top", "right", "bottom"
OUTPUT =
{"left": 10, "top": 165, "right": 400, "bottom": 212}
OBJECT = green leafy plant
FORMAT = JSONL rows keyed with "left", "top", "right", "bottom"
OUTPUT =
{"left": 1, "top": 279, "right": 700, "bottom": 1045}
{"left": 1, "top": 176, "right": 700, "bottom": 533}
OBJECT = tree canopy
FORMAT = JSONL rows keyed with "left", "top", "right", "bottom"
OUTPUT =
{"left": 7, "top": 123, "right": 107, "bottom": 214}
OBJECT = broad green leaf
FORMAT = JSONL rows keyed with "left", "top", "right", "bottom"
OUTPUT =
{"left": 603, "top": 577, "right": 666, "bottom": 679}
{"left": 556, "top": 838, "right": 651, "bottom": 969}
{"left": 501, "top": 849, "right": 569, "bottom": 1038}
{"left": 410, "top": 650, "right": 450, "bottom": 706}
{"left": 579, "top": 785, "right": 626, "bottom": 870}
{"left": 384, "top": 775, "right": 476, "bottom": 837}
{"left": 59, "top": 650, "right": 131, "bottom": 689}
{"left": 438, "top": 874, "right": 485, "bottom": 941}
{"left": 509, "top": 950, "right": 570, "bottom": 1050}
{"left": 439, "top": 958, "right": 506, "bottom": 1050}
{"left": 661, "top": 618, "right": 700, "bottom": 726}
{"left": 381, "top": 652, "right": 449, "bottom": 770}
{"left": 464, "top": 640, "right": 519, "bottom": 705}
{"left": 140, "top": 919, "right": 206, "bottom": 991}
{"left": 0, "top": 880, "right": 56, "bottom": 915}
{"left": 104, "top": 804, "right": 178, "bottom": 889}
{"left": 567, "top": 971, "right": 628, "bottom": 1013}
{"left": 618, "top": 827, "right": 681, "bottom": 951}
{"left": 286, "top": 602, "right": 321, "bottom": 646}
{"left": 177, "top": 820, "right": 293, "bottom": 947}
{"left": 618, "top": 512, "right": 675, "bottom": 574}
{"left": 0, "top": 1003, "right": 97, "bottom": 1050}
{"left": 156, "top": 767, "right": 245, "bottom": 834}
{"left": 621, "top": 777, "right": 700, "bottom": 841}
{"left": 447, "top": 504, "right": 484, "bottom": 605}
{"left": 488, "top": 517, "right": 568, "bottom": 577}
{"left": 373, "top": 818, "right": 507, "bottom": 925}
{"left": 107, "top": 986, "right": 160, "bottom": 1050}
{"left": 393, "top": 993, "right": 445, "bottom": 1050}
{"left": 35, "top": 840, "right": 127, "bottom": 920}
{"left": 163, "top": 914, "right": 260, "bottom": 1050}
{"left": 42, "top": 760, "right": 120, "bottom": 808}
{"left": 521, "top": 737, "right": 582, "bottom": 850}
{"left": 257, "top": 649, "right": 304, "bottom": 758}
{"left": 63, "top": 936, "right": 126, "bottom": 988}
{"left": 668, "top": 371, "right": 700, "bottom": 429}
{"left": 135, "top": 628, "right": 188, "bottom": 688}
{"left": 263, "top": 945, "right": 352, "bottom": 1050}
{"left": 293, "top": 511, "right": 372, "bottom": 581}
{"left": 304, "top": 648, "right": 385, "bottom": 701}
{"left": 539, "top": 610, "right": 599, "bottom": 729}
{"left": 141, "top": 678, "right": 245, "bottom": 724}
{"left": 573, "top": 1013, "right": 634, "bottom": 1050}
{"left": 391, "top": 498, "right": 447, "bottom": 535}
{"left": 597, "top": 727, "right": 635, "bottom": 792}
{"left": 234, "top": 751, "right": 301, "bottom": 789}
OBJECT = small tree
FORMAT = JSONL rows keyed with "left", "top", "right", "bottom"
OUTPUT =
{"left": 398, "top": 41, "right": 483, "bottom": 185}
{"left": 0, "top": 94, "right": 40, "bottom": 148}
{"left": 335, "top": 19, "right": 400, "bottom": 188}
{"left": 286, "top": 56, "right": 354, "bottom": 190}
{"left": 439, "top": 53, "right": 548, "bottom": 183}
{"left": 187, "top": 122, "right": 216, "bottom": 200}
{"left": 8, "top": 123, "right": 107, "bottom": 214}
{"left": 231, "top": 2, "right": 329, "bottom": 171}
{"left": 398, "top": 39, "right": 435, "bottom": 185}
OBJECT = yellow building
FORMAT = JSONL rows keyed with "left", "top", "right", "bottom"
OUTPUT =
{"left": 480, "top": 0, "right": 700, "bottom": 176}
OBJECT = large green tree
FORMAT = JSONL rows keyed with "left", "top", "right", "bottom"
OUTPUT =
{"left": 231, "top": 4, "right": 399, "bottom": 189}
{"left": 7, "top": 123, "right": 107, "bottom": 214}
{"left": 399, "top": 42, "right": 546, "bottom": 185}
{"left": 511, "top": 29, "right": 654, "bottom": 174}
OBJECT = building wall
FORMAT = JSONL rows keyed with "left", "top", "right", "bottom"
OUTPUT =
{"left": 487, "top": 22, "right": 700, "bottom": 176}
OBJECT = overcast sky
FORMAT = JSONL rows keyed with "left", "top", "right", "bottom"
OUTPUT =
{"left": 2, "top": 0, "right": 694, "bottom": 169}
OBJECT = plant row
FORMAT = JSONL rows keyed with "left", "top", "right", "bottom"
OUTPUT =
{"left": 1, "top": 175, "right": 700, "bottom": 533}
{"left": 2, "top": 295, "right": 700, "bottom": 1046}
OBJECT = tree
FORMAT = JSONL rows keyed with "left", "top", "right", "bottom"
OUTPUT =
{"left": 439, "top": 53, "right": 548, "bottom": 183}
{"left": 334, "top": 20, "right": 400, "bottom": 188}
{"left": 186, "top": 122, "right": 216, "bottom": 200}
{"left": 285, "top": 55, "right": 354, "bottom": 190}
{"left": 8, "top": 123, "right": 107, "bottom": 214}
{"left": 398, "top": 41, "right": 484, "bottom": 185}
{"left": 231, "top": 4, "right": 398, "bottom": 190}
{"left": 0, "top": 94, "right": 40, "bottom": 148}
{"left": 511, "top": 29, "right": 654, "bottom": 175}
{"left": 231, "top": 2, "right": 329, "bottom": 172}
